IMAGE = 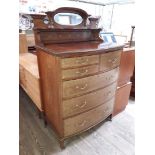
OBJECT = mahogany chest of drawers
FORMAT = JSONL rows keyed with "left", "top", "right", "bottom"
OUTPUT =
{"left": 31, "top": 7, "right": 124, "bottom": 148}
{"left": 37, "top": 47, "right": 122, "bottom": 148}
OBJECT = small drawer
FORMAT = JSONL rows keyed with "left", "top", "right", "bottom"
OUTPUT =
{"left": 61, "top": 55, "right": 99, "bottom": 69}
{"left": 62, "top": 65, "right": 98, "bottom": 80}
{"left": 63, "top": 82, "right": 117, "bottom": 118}
{"left": 62, "top": 67, "right": 119, "bottom": 99}
{"left": 100, "top": 50, "right": 122, "bottom": 72}
{"left": 64, "top": 98, "right": 114, "bottom": 137}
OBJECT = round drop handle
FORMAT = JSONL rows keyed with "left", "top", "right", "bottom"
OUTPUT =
{"left": 76, "top": 83, "right": 88, "bottom": 90}
{"left": 108, "top": 58, "right": 118, "bottom": 64}
{"left": 76, "top": 58, "right": 89, "bottom": 64}
{"left": 76, "top": 69, "right": 88, "bottom": 75}
{"left": 78, "top": 120, "right": 87, "bottom": 127}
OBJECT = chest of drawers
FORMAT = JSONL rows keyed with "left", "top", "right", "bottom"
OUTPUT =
{"left": 37, "top": 48, "right": 122, "bottom": 148}
{"left": 31, "top": 7, "right": 124, "bottom": 148}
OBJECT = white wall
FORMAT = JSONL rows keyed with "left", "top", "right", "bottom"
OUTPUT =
{"left": 111, "top": 3, "right": 135, "bottom": 40}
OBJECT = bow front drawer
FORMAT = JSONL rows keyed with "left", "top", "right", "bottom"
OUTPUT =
{"left": 61, "top": 55, "right": 99, "bottom": 69}
{"left": 100, "top": 50, "right": 122, "bottom": 72}
{"left": 63, "top": 82, "right": 117, "bottom": 118}
{"left": 62, "top": 67, "right": 119, "bottom": 98}
{"left": 64, "top": 98, "right": 114, "bottom": 137}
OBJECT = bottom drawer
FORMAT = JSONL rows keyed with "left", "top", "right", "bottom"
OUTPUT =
{"left": 64, "top": 98, "right": 115, "bottom": 137}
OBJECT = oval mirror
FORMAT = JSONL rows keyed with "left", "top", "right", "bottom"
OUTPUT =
{"left": 54, "top": 13, "right": 83, "bottom": 26}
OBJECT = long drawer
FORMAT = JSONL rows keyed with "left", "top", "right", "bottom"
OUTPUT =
{"left": 100, "top": 50, "right": 122, "bottom": 72}
{"left": 63, "top": 82, "right": 117, "bottom": 118}
{"left": 64, "top": 98, "right": 114, "bottom": 137}
{"left": 61, "top": 55, "right": 99, "bottom": 69}
{"left": 62, "top": 67, "right": 119, "bottom": 98}
{"left": 62, "top": 65, "right": 98, "bottom": 80}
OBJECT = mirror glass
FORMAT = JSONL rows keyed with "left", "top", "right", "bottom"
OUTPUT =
{"left": 54, "top": 13, "right": 83, "bottom": 25}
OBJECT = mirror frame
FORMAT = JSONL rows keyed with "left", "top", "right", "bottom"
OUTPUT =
{"left": 45, "top": 7, "right": 89, "bottom": 29}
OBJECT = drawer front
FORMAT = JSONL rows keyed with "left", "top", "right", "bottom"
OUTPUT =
{"left": 62, "top": 65, "right": 98, "bottom": 80}
{"left": 63, "top": 82, "right": 117, "bottom": 118}
{"left": 100, "top": 50, "right": 122, "bottom": 72}
{"left": 61, "top": 55, "right": 99, "bottom": 69}
{"left": 63, "top": 67, "right": 119, "bottom": 98}
{"left": 64, "top": 98, "right": 114, "bottom": 137}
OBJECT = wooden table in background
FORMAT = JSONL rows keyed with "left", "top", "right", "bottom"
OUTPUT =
{"left": 19, "top": 33, "right": 28, "bottom": 53}
{"left": 113, "top": 47, "right": 135, "bottom": 116}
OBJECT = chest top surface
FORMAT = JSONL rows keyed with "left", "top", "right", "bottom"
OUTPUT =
{"left": 36, "top": 42, "right": 124, "bottom": 57}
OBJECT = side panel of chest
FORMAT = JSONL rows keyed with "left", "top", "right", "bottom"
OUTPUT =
{"left": 37, "top": 51, "right": 64, "bottom": 137}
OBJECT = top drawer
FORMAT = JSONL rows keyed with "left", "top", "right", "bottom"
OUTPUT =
{"left": 61, "top": 55, "right": 99, "bottom": 69}
{"left": 100, "top": 50, "right": 122, "bottom": 72}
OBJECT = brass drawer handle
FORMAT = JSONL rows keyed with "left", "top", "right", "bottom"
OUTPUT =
{"left": 76, "top": 84, "right": 88, "bottom": 90}
{"left": 75, "top": 101, "right": 87, "bottom": 108}
{"left": 104, "top": 107, "right": 109, "bottom": 113}
{"left": 108, "top": 58, "right": 118, "bottom": 64}
{"left": 76, "top": 58, "right": 89, "bottom": 64}
{"left": 107, "top": 91, "right": 112, "bottom": 96}
{"left": 104, "top": 91, "right": 111, "bottom": 97}
{"left": 78, "top": 120, "right": 87, "bottom": 127}
{"left": 76, "top": 69, "right": 88, "bottom": 75}
{"left": 105, "top": 75, "right": 114, "bottom": 80}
